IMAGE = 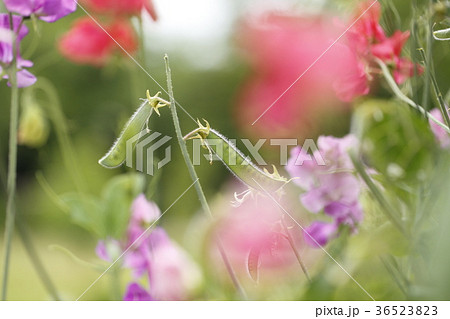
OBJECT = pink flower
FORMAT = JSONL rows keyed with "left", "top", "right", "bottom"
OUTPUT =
{"left": 216, "top": 192, "right": 300, "bottom": 275}
{"left": 58, "top": 17, "right": 138, "bottom": 66}
{"left": 429, "top": 109, "right": 450, "bottom": 148}
{"left": 81, "top": 0, "right": 157, "bottom": 20}
{"left": 148, "top": 231, "right": 202, "bottom": 301}
{"left": 235, "top": 13, "right": 357, "bottom": 138}
{"left": 127, "top": 194, "right": 161, "bottom": 243}
{"left": 336, "top": 1, "right": 421, "bottom": 102}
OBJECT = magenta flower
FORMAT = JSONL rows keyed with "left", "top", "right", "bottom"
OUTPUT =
{"left": 4, "top": 0, "right": 77, "bottom": 23}
{"left": 123, "top": 283, "right": 153, "bottom": 301}
{"left": 0, "top": 14, "right": 36, "bottom": 87}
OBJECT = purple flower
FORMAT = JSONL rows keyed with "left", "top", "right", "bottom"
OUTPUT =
{"left": 429, "top": 108, "right": 450, "bottom": 148}
{"left": 287, "top": 134, "right": 364, "bottom": 247}
{"left": 0, "top": 14, "right": 36, "bottom": 87}
{"left": 4, "top": 0, "right": 77, "bottom": 23}
{"left": 97, "top": 195, "right": 202, "bottom": 301}
{"left": 324, "top": 201, "right": 363, "bottom": 229}
{"left": 303, "top": 221, "right": 338, "bottom": 248}
{"left": 127, "top": 194, "right": 161, "bottom": 243}
{"left": 300, "top": 173, "right": 361, "bottom": 213}
{"left": 286, "top": 134, "right": 358, "bottom": 190}
{"left": 123, "top": 283, "right": 153, "bottom": 301}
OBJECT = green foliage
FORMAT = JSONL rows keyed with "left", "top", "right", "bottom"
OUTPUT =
{"left": 353, "top": 99, "right": 438, "bottom": 187}
{"left": 61, "top": 173, "right": 145, "bottom": 239}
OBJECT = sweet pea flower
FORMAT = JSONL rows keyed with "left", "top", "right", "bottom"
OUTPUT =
{"left": 286, "top": 135, "right": 358, "bottom": 190}
{"left": 95, "top": 194, "right": 201, "bottom": 301}
{"left": 123, "top": 283, "right": 153, "bottom": 301}
{"left": 303, "top": 221, "right": 338, "bottom": 248}
{"left": 216, "top": 190, "right": 301, "bottom": 279}
{"left": 148, "top": 230, "right": 202, "bottom": 301}
{"left": 59, "top": 17, "right": 138, "bottom": 66}
{"left": 429, "top": 109, "right": 450, "bottom": 148}
{"left": 81, "top": 0, "right": 157, "bottom": 20}
{"left": 335, "top": 1, "right": 421, "bottom": 102}
{"left": 0, "top": 14, "right": 36, "bottom": 87}
{"left": 287, "top": 135, "right": 363, "bottom": 248}
{"left": 4, "top": 0, "right": 77, "bottom": 23}
{"left": 235, "top": 13, "right": 356, "bottom": 138}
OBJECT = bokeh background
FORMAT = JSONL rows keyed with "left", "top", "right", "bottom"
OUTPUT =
{"left": 1, "top": 0, "right": 450, "bottom": 300}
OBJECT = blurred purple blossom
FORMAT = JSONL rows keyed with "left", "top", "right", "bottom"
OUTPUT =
{"left": 287, "top": 135, "right": 363, "bottom": 247}
{"left": 4, "top": 0, "right": 77, "bottom": 23}
{"left": 123, "top": 283, "right": 153, "bottom": 301}
{"left": 0, "top": 14, "right": 36, "bottom": 87}
{"left": 96, "top": 194, "right": 201, "bottom": 301}
{"left": 303, "top": 221, "right": 338, "bottom": 248}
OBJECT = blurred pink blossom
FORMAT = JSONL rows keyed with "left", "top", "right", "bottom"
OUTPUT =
{"left": 336, "top": 1, "right": 421, "bottom": 102}
{"left": 95, "top": 194, "right": 201, "bottom": 300}
{"left": 216, "top": 193, "right": 301, "bottom": 277}
{"left": 429, "top": 109, "right": 450, "bottom": 148}
{"left": 235, "top": 13, "right": 356, "bottom": 138}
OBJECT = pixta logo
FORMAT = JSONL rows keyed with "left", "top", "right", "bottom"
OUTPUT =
{"left": 126, "top": 130, "right": 172, "bottom": 176}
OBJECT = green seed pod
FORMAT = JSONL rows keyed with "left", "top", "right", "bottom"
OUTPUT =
{"left": 99, "top": 91, "right": 170, "bottom": 168}
{"left": 433, "top": 27, "right": 450, "bottom": 41}
{"left": 185, "top": 120, "right": 288, "bottom": 192}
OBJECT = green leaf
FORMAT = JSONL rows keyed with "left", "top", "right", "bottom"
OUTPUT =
{"left": 100, "top": 173, "right": 146, "bottom": 239}
{"left": 60, "top": 193, "right": 104, "bottom": 237}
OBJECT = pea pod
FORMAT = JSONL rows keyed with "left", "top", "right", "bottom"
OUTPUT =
{"left": 184, "top": 120, "right": 288, "bottom": 192}
{"left": 99, "top": 91, "right": 170, "bottom": 168}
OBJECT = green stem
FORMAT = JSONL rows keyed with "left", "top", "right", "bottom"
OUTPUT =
{"left": 418, "top": 49, "right": 450, "bottom": 127}
{"left": 421, "top": 1, "right": 433, "bottom": 112}
{"left": 377, "top": 59, "right": 450, "bottom": 133}
{"left": 164, "top": 55, "right": 247, "bottom": 300}
{"left": 281, "top": 216, "right": 311, "bottom": 282}
{"left": 1, "top": 13, "right": 19, "bottom": 300}
{"left": 350, "top": 153, "right": 408, "bottom": 237}
{"left": 17, "top": 221, "right": 61, "bottom": 300}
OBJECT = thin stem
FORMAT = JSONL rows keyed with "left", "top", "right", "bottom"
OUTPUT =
{"left": 1, "top": 13, "right": 20, "bottom": 300}
{"left": 164, "top": 55, "right": 247, "bottom": 300}
{"left": 17, "top": 221, "right": 61, "bottom": 300}
{"left": 281, "top": 216, "right": 311, "bottom": 282}
{"left": 421, "top": 1, "right": 433, "bottom": 112}
{"left": 418, "top": 49, "right": 450, "bottom": 127}
{"left": 350, "top": 153, "right": 408, "bottom": 237}
{"left": 377, "top": 59, "right": 450, "bottom": 133}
